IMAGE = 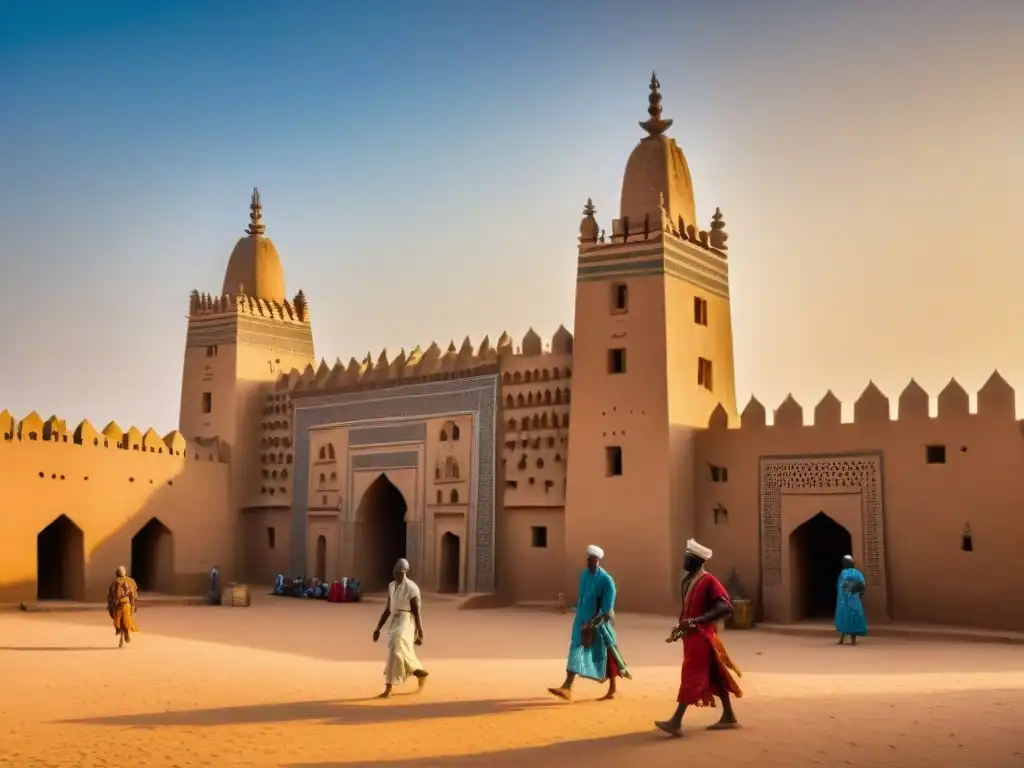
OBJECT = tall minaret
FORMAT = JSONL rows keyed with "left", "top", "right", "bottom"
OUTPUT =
{"left": 178, "top": 190, "right": 316, "bottom": 575}
{"left": 563, "top": 75, "right": 737, "bottom": 614}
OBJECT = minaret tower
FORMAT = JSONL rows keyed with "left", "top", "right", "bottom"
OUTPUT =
{"left": 178, "top": 189, "right": 316, "bottom": 554}
{"left": 563, "top": 75, "right": 737, "bottom": 614}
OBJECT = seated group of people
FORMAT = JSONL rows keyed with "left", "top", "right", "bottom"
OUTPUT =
{"left": 273, "top": 575, "right": 361, "bottom": 602}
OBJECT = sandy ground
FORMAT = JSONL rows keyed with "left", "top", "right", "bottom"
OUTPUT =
{"left": 1, "top": 597, "right": 1022, "bottom": 767}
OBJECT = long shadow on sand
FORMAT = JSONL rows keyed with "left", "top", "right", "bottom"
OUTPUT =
{"left": 0, "top": 646, "right": 114, "bottom": 652}
{"left": 286, "top": 730, "right": 681, "bottom": 767}
{"left": 61, "top": 697, "right": 564, "bottom": 728}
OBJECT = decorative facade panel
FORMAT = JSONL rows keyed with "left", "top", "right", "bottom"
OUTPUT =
{"left": 759, "top": 454, "right": 885, "bottom": 587}
{"left": 350, "top": 451, "right": 420, "bottom": 471}
{"left": 349, "top": 422, "right": 427, "bottom": 447}
{"left": 291, "top": 374, "right": 498, "bottom": 592}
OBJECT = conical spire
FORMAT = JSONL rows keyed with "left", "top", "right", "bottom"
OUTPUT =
{"left": 640, "top": 72, "right": 673, "bottom": 138}
{"left": 246, "top": 187, "right": 266, "bottom": 237}
{"left": 583, "top": 198, "right": 596, "bottom": 217}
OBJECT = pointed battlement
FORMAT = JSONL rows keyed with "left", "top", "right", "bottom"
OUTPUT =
{"left": 706, "top": 372, "right": 1018, "bottom": 431}
{"left": 0, "top": 410, "right": 226, "bottom": 462}
{"left": 187, "top": 288, "right": 310, "bottom": 325}
{"left": 286, "top": 327, "right": 573, "bottom": 398}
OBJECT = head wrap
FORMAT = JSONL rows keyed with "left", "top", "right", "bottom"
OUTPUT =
{"left": 395, "top": 558, "right": 410, "bottom": 571}
{"left": 116, "top": 566, "right": 126, "bottom": 577}
{"left": 586, "top": 544, "right": 604, "bottom": 559}
{"left": 685, "top": 539, "right": 712, "bottom": 561}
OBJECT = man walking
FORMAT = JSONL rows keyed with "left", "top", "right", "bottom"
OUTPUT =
{"left": 547, "top": 544, "right": 630, "bottom": 702}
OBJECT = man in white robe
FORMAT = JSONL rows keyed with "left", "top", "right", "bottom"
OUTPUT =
{"left": 372, "top": 558, "right": 429, "bottom": 698}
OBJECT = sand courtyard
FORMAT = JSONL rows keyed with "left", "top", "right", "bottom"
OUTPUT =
{"left": 0, "top": 597, "right": 1022, "bottom": 768}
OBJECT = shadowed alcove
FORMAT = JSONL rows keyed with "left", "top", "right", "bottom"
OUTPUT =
{"left": 789, "top": 511, "right": 852, "bottom": 620}
{"left": 439, "top": 532, "right": 460, "bottom": 593}
{"left": 36, "top": 514, "right": 86, "bottom": 601}
{"left": 355, "top": 474, "right": 408, "bottom": 592}
{"left": 131, "top": 517, "right": 175, "bottom": 593}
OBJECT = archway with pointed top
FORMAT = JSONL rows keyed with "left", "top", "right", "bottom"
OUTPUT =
{"left": 354, "top": 473, "right": 408, "bottom": 592}
{"left": 36, "top": 515, "right": 85, "bottom": 601}
{"left": 789, "top": 512, "right": 852, "bottom": 620}
{"left": 131, "top": 517, "right": 175, "bottom": 593}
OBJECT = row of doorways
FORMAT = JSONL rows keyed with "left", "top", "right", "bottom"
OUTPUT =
{"left": 35, "top": 514, "right": 175, "bottom": 601}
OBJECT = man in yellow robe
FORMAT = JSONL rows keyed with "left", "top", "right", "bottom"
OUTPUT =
{"left": 107, "top": 566, "right": 139, "bottom": 648}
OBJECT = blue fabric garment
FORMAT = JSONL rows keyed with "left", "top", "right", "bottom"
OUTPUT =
{"left": 565, "top": 567, "right": 618, "bottom": 681}
{"left": 835, "top": 567, "right": 868, "bottom": 636}
{"left": 273, "top": 575, "right": 285, "bottom": 595}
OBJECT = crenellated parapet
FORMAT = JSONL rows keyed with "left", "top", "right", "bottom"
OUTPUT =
{"left": 705, "top": 371, "right": 1018, "bottom": 432}
{"left": 0, "top": 409, "right": 227, "bottom": 462}
{"left": 187, "top": 287, "right": 310, "bottom": 325}
{"left": 577, "top": 196, "right": 729, "bottom": 256}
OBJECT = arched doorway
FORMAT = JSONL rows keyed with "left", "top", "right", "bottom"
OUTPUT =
{"left": 315, "top": 535, "right": 327, "bottom": 581}
{"left": 789, "top": 512, "right": 853, "bottom": 620}
{"left": 130, "top": 517, "right": 174, "bottom": 593}
{"left": 36, "top": 515, "right": 85, "bottom": 601}
{"left": 439, "top": 532, "right": 460, "bottom": 593}
{"left": 354, "top": 474, "right": 408, "bottom": 591}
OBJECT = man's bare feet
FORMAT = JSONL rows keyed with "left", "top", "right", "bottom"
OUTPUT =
{"left": 707, "top": 717, "right": 740, "bottom": 731}
{"left": 378, "top": 685, "right": 393, "bottom": 699}
{"left": 414, "top": 670, "right": 429, "bottom": 691}
{"left": 599, "top": 691, "right": 616, "bottom": 701}
{"left": 654, "top": 720, "right": 683, "bottom": 737}
{"left": 547, "top": 687, "right": 572, "bottom": 701}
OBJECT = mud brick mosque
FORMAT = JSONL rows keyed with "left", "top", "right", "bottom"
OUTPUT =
{"left": 2, "top": 76, "right": 1020, "bottom": 630}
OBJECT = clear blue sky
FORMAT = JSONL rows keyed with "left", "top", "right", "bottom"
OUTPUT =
{"left": 2, "top": 1, "right": 1023, "bottom": 430}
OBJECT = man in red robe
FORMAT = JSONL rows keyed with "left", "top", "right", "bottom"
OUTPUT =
{"left": 655, "top": 538, "right": 743, "bottom": 737}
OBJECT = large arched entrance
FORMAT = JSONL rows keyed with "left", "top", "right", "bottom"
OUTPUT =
{"left": 130, "top": 517, "right": 175, "bottom": 593}
{"left": 36, "top": 515, "right": 86, "bottom": 601}
{"left": 355, "top": 474, "right": 408, "bottom": 592}
{"left": 789, "top": 512, "right": 853, "bottom": 620}
{"left": 439, "top": 532, "right": 460, "bottom": 593}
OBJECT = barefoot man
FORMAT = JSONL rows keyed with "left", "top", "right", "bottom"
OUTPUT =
{"left": 547, "top": 544, "right": 630, "bottom": 702}
{"left": 107, "top": 566, "right": 139, "bottom": 649}
{"left": 836, "top": 555, "right": 868, "bottom": 645}
{"left": 656, "top": 539, "right": 742, "bottom": 737}
{"left": 372, "top": 558, "right": 429, "bottom": 698}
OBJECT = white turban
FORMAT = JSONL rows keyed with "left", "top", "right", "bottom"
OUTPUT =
{"left": 395, "top": 558, "right": 410, "bottom": 570}
{"left": 586, "top": 545, "right": 604, "bottom": 559}
{"left": 686, "top": 539, "right": 712, "bottom": 561}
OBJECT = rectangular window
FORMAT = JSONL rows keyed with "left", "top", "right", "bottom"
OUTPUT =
{"left": 206, "top": 345, "right": 218, "bottom": 357}
{"left": 709, "top": 464, "right": 729, "bottom": 482}
{"left": 693, "top": 296, "right": 708, "bottom": 326}
{"left": 611, "top": 283, "right": 628, "bottom": 313}
{"left": 926, "top": 445, "right": 946, "bottom": 464}
{"left": 267, "top": 526, "right": 276, "bottom": 549}
{"left": 697, "top": 358, "right": 713, "bottom": 391}
{"left": 608, "top": 348, "right": 627, "bottom": 374}
{"left": 531, "top": 525, "right": 548, "bottom": 548}
{"left": 605, "top": 446, "right": 623, "bottom": 477}
{"left": 202, "top": 392, "right": 212, "bottom": 414}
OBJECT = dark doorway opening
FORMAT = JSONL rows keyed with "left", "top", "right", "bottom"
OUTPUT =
{"left": 36, "top": 515, "right": 86, "bottom": 601}
{"left": 789, "top": 512, "right": 852, "bottom": 620}
{"left": 439, "top": 532, "right": 460, "bottom": 593}
{"left": 355, "top": 474, "right": 408, "bottom": 591}
{"left": 131, "top": 517, "right": 174, "bottom": 593}
{"left": 315, "top": 535, "right": 327, "bottom": 581}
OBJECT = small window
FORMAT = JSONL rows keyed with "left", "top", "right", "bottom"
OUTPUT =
{"left": 267, "top": 526, "right": 276, "bottom": 549}
{"left": 531, "top": 525, "right": 548, "bottom": 548}
{"left": 206, "top": 345, "right": 218, "bottom": 357}
{"left": 693, "top": 296, "right": 708, "bottom": 326}
{"left": 452, "top": 424, "right": 461, "bottom": 441}
{"left": 608, "top": 348, "right": 627, "bottom": 374}
{"left": 611, "top": 283, "right": 628, "bottom": 313}
{"left": 709, "top": 464, "right": 729, "bottom": 483}
{"left": 697, "top": 358, "right": 713, "bottom": 391}
{"left": 436, "top": 489, "right": 443, "bottom": 504}
{"left": 926, "top": 445, "right": 946, "bottom": 464}
{"left": 450, "top": 488, "right": 460, "bottom": 504}
{"left": 605, "top": 446, "right": 623, "bottom": 477}
{"left": 961, "top": 524, "right": 973, "bottom": 552}
{"left": 201, "top": 392, "right": 212, "bottom": 413}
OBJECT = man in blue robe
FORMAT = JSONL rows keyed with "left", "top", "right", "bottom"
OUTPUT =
{"left": 835, "top": 555, "right": 868, "bottom": 645}
{"left": 547, "top": 545, "right": 630, "bottom": 701}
